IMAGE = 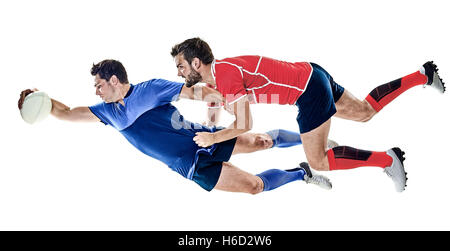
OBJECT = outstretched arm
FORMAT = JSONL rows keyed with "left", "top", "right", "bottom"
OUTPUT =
{"left": 50, "top": 98, "right": 99, "bottom": 122}
{"left": 18, "top": 89, "right": 99, "bottom": 123}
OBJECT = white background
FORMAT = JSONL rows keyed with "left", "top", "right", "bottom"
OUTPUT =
{"left": 1, "top": 0, "right": 449, "bottom": 230}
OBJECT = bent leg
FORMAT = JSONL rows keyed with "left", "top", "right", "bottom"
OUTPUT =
{"left": 297, "top": 63, "right": 398, "bottom": 184}
{"left": 300, "top": 119, "right": 332, "bottom": 171}
{"left": 335, "top": 90, "right": 377, "bottom": 122}
{"left": 300, "top": 118, "right": 393, "bottom": 172}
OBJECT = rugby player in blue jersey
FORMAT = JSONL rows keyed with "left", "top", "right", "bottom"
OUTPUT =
{"left": 18, "top": 59, "right": 332, "bottom": 194}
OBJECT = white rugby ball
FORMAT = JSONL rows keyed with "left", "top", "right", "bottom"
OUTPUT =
{"left": 20, "top": 91, "right": 52, "bottom": 124}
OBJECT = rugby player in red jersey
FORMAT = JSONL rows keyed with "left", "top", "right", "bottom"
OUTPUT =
{"left": 171, "top": 37, "right": 445, "bottom": 192}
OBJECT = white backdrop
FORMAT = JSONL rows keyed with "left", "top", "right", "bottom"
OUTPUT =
{"left": 1, "top": 0, "right": 449, "bottom": 230}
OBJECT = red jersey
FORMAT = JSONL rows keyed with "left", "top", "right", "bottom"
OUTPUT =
{"left": 211, "top": 55, "right": 313, "bottom": 105}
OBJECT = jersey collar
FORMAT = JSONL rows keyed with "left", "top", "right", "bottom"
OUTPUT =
{"left": 124, "top": 84, "right": 134, "bottom": 99}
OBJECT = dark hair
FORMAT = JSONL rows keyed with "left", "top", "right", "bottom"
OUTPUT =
{"left": 90, "top": 59, "right": 129, "bottom": 84}
{"left": 171, "top": 37, "right": 214, "bottom": 65}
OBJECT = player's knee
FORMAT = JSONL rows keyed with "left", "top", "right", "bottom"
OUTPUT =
{"left": 309, "top": 157, "right": 329, "bottom": 171}
{"left": 235, "top": 136, "right": 250, "bottom": 148}
{"left": 248, "top": 178, "right": 264, "bottom": 195}
{"left": 255, "top": 134, "right": 272, "bottom": 149}
{"left": 360, "top": 110, "right": 376, "bottom": 122}
{"left": 359, "top": 101, "right": 377, "bottom": 122}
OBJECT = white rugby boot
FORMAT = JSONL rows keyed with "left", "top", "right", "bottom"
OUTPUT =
{"left": 422, "top": 61, "right": 446, "bottom": 93}
{"left": 384, "top": 147, "right": 407, "bottom": 192}
{"left": 300, "top": 162, "right": 332, "bottom": 190}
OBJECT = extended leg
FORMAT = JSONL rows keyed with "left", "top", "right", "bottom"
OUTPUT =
{"left": 214, "top": 162, "right": 305, "bottom": 194}
{"left": 213, "top": 162, "right": 330, "bottom": 194}
{"left": 214, "top": 162, "right": 265, "bottom": 194}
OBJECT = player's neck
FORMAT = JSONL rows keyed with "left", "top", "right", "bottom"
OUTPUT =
{"left": 116, "top": 83, "right": 131, "bottom": 105}
{"left": 201, "top": 63, "right": 216, "bottom": 87}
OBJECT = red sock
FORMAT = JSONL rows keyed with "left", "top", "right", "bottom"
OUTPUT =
{"left": 327, "top": 146, "right": 393, "bottom": 170}
{"left": 365, "top": 70, "right": 427, "bottom": 112}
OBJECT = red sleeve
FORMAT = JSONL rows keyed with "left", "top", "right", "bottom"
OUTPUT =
{"left": 215, "top": 63, "right": 247, "bottom": 104}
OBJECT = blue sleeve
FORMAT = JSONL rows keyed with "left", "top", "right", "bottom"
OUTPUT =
{"left": 142, "top": 79, "right": 184, "bottom": 107}
{"left": 88, "top": 103, "right": 111, "bottom": 126}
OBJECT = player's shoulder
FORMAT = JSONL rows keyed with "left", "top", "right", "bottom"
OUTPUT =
{"left": 134, "top": 78, "right": 163, "bottom": 87}
{"left": 134, "top": 79, "right": 183, "bottom": 90}
{"left": 217, "top": 55, "right": 260, "bottom": 64}
{"left": 216, "top": 55, "right": 262, "bottom": 72}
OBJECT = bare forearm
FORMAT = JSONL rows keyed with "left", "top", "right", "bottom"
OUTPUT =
{"left": 50, "top": 98, "right": 99, "bottom": 122}
{"left": 51, "top": 98, "right": 71, "bottom": 120}
{"left": 18, "top": 89, "right": 98, "bottom": 123}
{"left": 192, "top": 95, "right": 252, "bottom": 147}
{"left": 213, "top": 98, "right": 253, "bottom": 143}
{"left": 213, "top": 128, "right": 250, "bottom": 144}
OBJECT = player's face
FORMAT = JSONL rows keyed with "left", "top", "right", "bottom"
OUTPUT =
{"left": 175, "top": 54, "right": 202, "bottom": 87}
{"left": 94, "top": 75, "right": 116, "bottom": 103}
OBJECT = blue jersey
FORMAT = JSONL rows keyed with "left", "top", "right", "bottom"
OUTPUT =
{"left": 89, "top": 79, "right": 218, "bottom": 179}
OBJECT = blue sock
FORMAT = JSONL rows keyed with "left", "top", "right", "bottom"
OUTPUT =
{"left": 266, "top": 129, "right": 302, "bottom": 148}
{"left": 256, "top": 168, "right": 306, "bottom": 192}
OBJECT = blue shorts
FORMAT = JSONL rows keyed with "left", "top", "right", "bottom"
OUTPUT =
{"left": 192, "top": 137, "right": 237, "bottom": 191}
{"left": 295, "top": 63, "right": 345, "bottom": 133}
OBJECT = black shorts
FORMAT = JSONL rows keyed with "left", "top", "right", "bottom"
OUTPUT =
{"left": 295, "top": 63, "right": 345, "bottom": 133}
{"left": 192, "top": 137, "right": 237, "bottom": 191}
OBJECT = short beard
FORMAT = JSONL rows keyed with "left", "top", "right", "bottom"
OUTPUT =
{"left": 185, "top": 68, "right": 202, "bottom": 87}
